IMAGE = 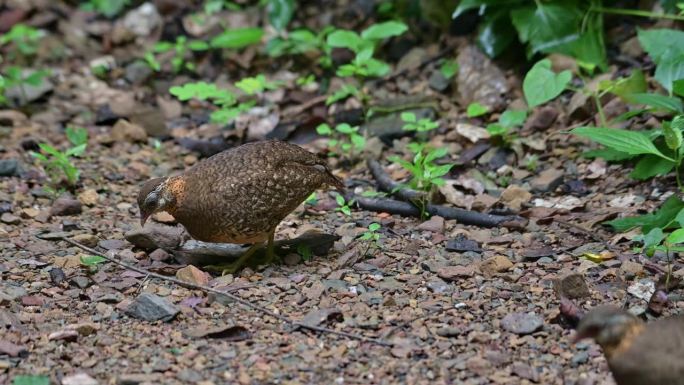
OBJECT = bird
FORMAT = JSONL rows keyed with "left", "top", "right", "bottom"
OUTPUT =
{"left": 137, "top": 140, "right": 344, "bottom": 273}
{"left": 573, "top": 305, "right": 684, "bottom": 385}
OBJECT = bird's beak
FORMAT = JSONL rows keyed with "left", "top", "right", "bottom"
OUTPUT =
{"left": 140, "top": 213, "right": 150, "bottom": 227}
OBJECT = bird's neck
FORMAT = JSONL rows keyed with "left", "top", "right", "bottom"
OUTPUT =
{"left": 602, "top": 321, "right": 644, "bottom": 359}
{"left": 163, "top": 176, "right": 186, "bottom": 214}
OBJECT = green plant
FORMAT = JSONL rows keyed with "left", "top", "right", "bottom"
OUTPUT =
{"left": 389, "top": 143, "right": 453, "bottom": 217}
{"left": 486, "top": 109, "right": 527, "bottom": 144}
{"left": 210, "top": 27, "right": 264, "bottom": 49}
{"left": 31, "top": 126, "right": 88, "bottom": 190}
{"left": 401, "top": 112, "right": 438, "bottom": 133}
{"left": 0, "top": 24, "right": 43, "bottom": 57}
{"left": 359, "top": 222, "right": 382, "bottom": 257}
{"left": 316, "top": 123, "right": 366, "bottom": 158}
{"left": 0, "top": 66, "right": 50, "bottom": 105}
{"left": 265, "top": 27, "right": 333, "bottom": 61}
{"left": 80, "top": 255, "right": 106, "bottom": 272}
{"left": 523, "top": 59, "right": 572, "bottom": 108}
{"left": 81, "top": 0, "right": 130, "bottom": 17}
{"left": 170, "top": 76, "right": 279, "bottom": 124}
{"left": 304, "top": 192, "right": 318, "bottom": 206}
{"left": 335, "top": 194, "right": 354, "bottom": 216}
{"left": 145, "top": 36, "right": 209, "bottom": 73}
{"left": 12, "top": 375, "right": 49, "bottom": 385}
{"left": 266, "top": 0, "right": 295, "bottom": 32}
{"left": 466, "top": 102, "right": 489, "bottom": 118}
{"left": 439, "top": 59, "right": 459, "bottom": 80}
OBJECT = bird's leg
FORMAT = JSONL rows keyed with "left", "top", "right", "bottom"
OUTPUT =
{"left": 263, "top": 228, "right": 277, "bottom": 265}
{"left": 204, "top": 243, "right": 260, "bottom": 275}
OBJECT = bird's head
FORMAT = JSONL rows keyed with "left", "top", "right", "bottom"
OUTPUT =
{"left": 137, "top": 177, "right": 175, "bottom": 226}
{"left": 574, "top": 305, "right": 641, "bottom": 350}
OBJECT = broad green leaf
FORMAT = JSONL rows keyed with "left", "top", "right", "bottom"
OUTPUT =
{"left": 476, "top": 7, "right": 516, "bottom": 57}
{"left": 335, "top": 123, "right": 356, "bottom": 134}
{"left": 629, "top": 155, "right": 675, "bottom": 180}
{"left": 326, "top": 30, "right": 364, "bottom": 52}
{"left": 466, "top": 102, "right": 488, "bottom": 117}
{"left": 187, "top": 40, "right": 209, "bottom": 51}
{"left": 12, "top": 375, "right": 49, "bottom": 385}
{"left": 666, "top": 228, "right": 684, "bottom": 245}
{"left": 316, "top": 123, "right": 332, "bottom": 135}
{"left": 80, "top": 255, "right": 106, "bottom": 266}
{"left": 452, "top": 0, "right": 525, "bottom": 19}
{"left": 606, "top": 195, "right": 684, "bottom": 232}
{"left": 335, "top": 194, "right": 345, "bottom": 206}
{"left": 401, "top": 112, "right": 417, "bottom": 123}
{"left": 642, "top": 227, "right": 666, "bottom": 249}
{"left": 523, "top": 59, "right": 571, "bottom": 107}
{"left": 267, "top": 0, "right": 295, "bottom": 32}
{"left": 510, "top": 3, "right": 582, "bottom": 57}
{"left": 663, "top": 119, "right": 683, "bottom": 150}
{"left": 610, "top": 70, "right": 647, "bottom": 100}
{"left": 675, "top": 208, "right": 684, "bottom": 227}
{"left": 625, "top": 93, "right": 683, "bottom": 113}
{"left": 65, "top": 143, "right": 87, "bottom": 157}
{"left": 638, "top": 28, "right": 684, "bottom": 91}
{"left": 486, "top": 123, "right": 508, "bottom": 136}
{"left": 440, "top": 60, "right": 459, "bottom": 79}
{"left": 361, "top": 21, "right": 408, "bottom": 40}
{"left": 654, "top": 51, "right": 684, "bottom": 92}
{"left": 572, "top": 127, "right": 672, "bottom": 161}
{"left": 499, "top": 109, "right": 527, "bottom": 128}
{"left": 674, "top": 79, "right": 684, "bottom": 98}
{"left": 66, "top": 126, "right": 88, "bottom": 147}
{"left": 368, "top": 223, "right": 381, "bottom": 231}
{"left": 210, "top": 28, "right": 263, "bottom": 49}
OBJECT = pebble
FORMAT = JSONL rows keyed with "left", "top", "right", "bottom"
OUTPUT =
{"left": 445, "top": 234, "right": 481, "bottom": 252}
{"left": 0, "top": 282, "right": 27, "bottom": 303}
{"left": 553, "top": 273, "right": 590, "bottom": 299}
{"left": 0, "top": 213, "right": 20, "bottom": 224}
{"left": 530, "top": 168, "right": 565, "bottom": 192}
{"left": 50, "top": 195, "right": 83, "bottom": 216}
{"left": 526, "top": 106, "right": 558, "bottom": 130}
{"left": 125, "top": 293, "right": 179, "bottom": 322}
{"left": 125, "top": 60, "right": 153, "bottom": 85}
{"left": 71, "top": 276, "right": 91, "bottom": 289}
{"left": 48, "top": 329, "right": 79, "bottom": 342}
{"left": 49, "top": 267, "right": 66, "bottom": 284}
{"left": 62, "top": 373, "right": 99, "bottom": 385}
{"left": 78, "top": 189, "right": 100, "bottom": 206}
{"left": 417, "top": 215, "right": 445, "bottom": 233}
{"left": 501, "top": 312, "right": 543, "bottom": 335}
{"left": 619, "top": 260, "right": 644, "bottom": 280}
{"left": 479, "top": 255, "right": 513, "bottom": 276}
{"left": 437, "top": 265, "right": 475, "bottom": 281}
{"left": 0, "top": 159, "right": 19, "bottom": 177}
{"left": 176, "top": 265, "right": 210, "bottom": 286}
{"left": 111, "top": 119, "right": 148, "bottom": 143}
{"left": 125, "top": 222, "right": 184, "bottom": 250}
{"left": 73, "top": 233, "right": 99, "bottom": 248}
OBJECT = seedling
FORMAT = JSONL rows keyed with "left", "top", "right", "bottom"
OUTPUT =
{"left": 439, "top": 59, "right": 459, "bottom": 80}
{"left": 304, "top": 192, "right": 318, "bottom": 206}
{"left": 0, "top": 24, "right": 43, "bottom": 58}
{"left": 31, "top": 126, "right": 88, "bottom": 191}
{"left": 335, "top": 194, "right": 354, "bottom": 216}
{"left": 486, "top": 109, "right": 527, "bottom": 145}
{"left": 80, "top": 255, "right": 106, "bottom": 273}
{"left": 145, "top": 36, "right": 209, "bottom": 73}
{"left": 0, "top": 66, "right": 49, "bottom": 105}
{"left": 401, "top": 112, "right": 439, "bottom": 133}
{"left": 170, "top": 76, "right": 279, "bottom": 124}
{"left": 359, "top": 222, "right": 382, "bottom": 257}
{"left": 466, "top": 102, "right": 488, "bottom": 118}
{"left": 316, "top": 123, "right": 365, "bottom": 159}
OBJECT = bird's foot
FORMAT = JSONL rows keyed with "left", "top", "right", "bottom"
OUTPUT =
{"left": 204, "top": 261, "right": 247, "bottom": 276}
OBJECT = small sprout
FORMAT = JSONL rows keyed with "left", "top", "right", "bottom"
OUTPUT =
{"left": 335, "top": 194, "right": 354, "bottom": 216}
{"left": 401, "top": 112, "right": 439, "bottom": 133}
{"left": 31, "top": 126, "right": 88, "bottom": 190}
{"left": 0, "top": 24, "right": 44, "bottom": 57}
{"left": 466, "top": 102, "right": 489, "bottom": 118}
{"left": 439, "top": 59, "right": 459, "bottom": 79}
{"left": 359, "top": 222, "right": 382, "bottom": 257}
{"left": 304, "top": 192, "right": 318, "bottom": 206}
{"left": 316, "top": 123, "right": 365, "bottom": 159}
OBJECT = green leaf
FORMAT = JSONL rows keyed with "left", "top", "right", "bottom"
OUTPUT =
{"left": 666, "top": 228, "right": 684, "bottom": 245}
{"left": 267, "top": 0, "right": 295, "bottom": 32}
{"left": 65, "top": 143, "right": 87, "bottom": 157}
{"left": 335, "top": 194, "right": 345, "bottom": 206}
{"left": 187, "top": 40, "right": 209, "bottom": 51}
{"left": 606, "top": 195, "right": 684, "bottom": 232}
{"left": 466, "top": 102, "right": 489, "bottom": 117}
{"left": 523, "top": 59, "right": 571, "bottom": 107}
{"left": 663, "top": 119, "right": 683, "bottom": 150}
{"left": 629, "top": 155, "right": 675, "bottom": 180}
{"left": 610, "top": 70, "right": 648, "bottom": 100}
{"left": 327, "top": 30, "right": 364, "bottom": 52}
{"left": 624, "top": 93, "right": 683, "bottom": 114}
{"left": 368, "top": 222, "right": 381, "bottom": 231}
{"left": 642, "top": 227, "right": 666, "bottom": 249}
{"left": 12, "top": 375, "right": 49, "bottom": 385}
{"left": 440, "top": 60, "right": 459, "bottom": 79}
{"left": 316, "top": 123, "right": 332, "bottom": 135}
{"left": 510, "top": 3, "right": 582, "bottom": 57}
{"left": 654, "top": 51, "right": 684, "bottom": 92}
{"left": 572, "top": 127, "right": 672, "bottom": 161}
{"left": 66, "top": 126, "right": 88, "bottom": 147}
{"left": 335, "top": 123, "right": 355, "bottom": 134}
{"left": 486, "top": 123, "right": 508, "bottom": 136}
{"left": 452, "top": 0, "right": 525, "bottom": 19}
{"left": 638, "top": 28, "right": 684, "bottom": 91}
{"left": 476, "top": 8, "right": 516, "bottom": 57}
{"left": 675, "top": 207, "right": 684, "bottom": 227}
{"left": 210, "top": 28, "right": 263, "bottom": 49}
{"left": 80, "top": 255, "right": 106, "bottom": 266}
{"left": 674, "top": 79, "right": 684, "bottom": 98}
{"left": 350, "top": 134, "right": 365, "bottom": 150}
{"left": 401, "top": 112, "right": 417, "bottom": 123}
{"left": 499, "top": 109, "right": 527, "bottom": 128}
{"left": 360, "top": 21, "right": 408, "bottom": 40}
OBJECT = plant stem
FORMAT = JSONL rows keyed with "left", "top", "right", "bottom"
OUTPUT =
{"left": 590, "top": 6, "right": 684, "bottom": 21}
{"left": 666, "top": 247, "right": 672, "bottom": 291}
{"left": 593, "top": 92, "right": 608, "bottom": 127}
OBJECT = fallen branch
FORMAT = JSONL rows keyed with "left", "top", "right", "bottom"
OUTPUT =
{"left": 56, "top": 237, "right": 392, "bottom": 347}
{"left": 365, "top": 159, "right": 527, "bottom": 228}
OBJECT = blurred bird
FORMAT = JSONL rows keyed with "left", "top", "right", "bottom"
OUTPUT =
{"left": 137, "top": 140, "right": 343, "bottom": 272}
{"left": 574, "top": 305, "right": 684, "bottom": 385}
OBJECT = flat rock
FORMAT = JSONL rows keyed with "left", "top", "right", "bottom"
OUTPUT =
{"left": 0, "top": 282, "right": 27, "bottom": 304}
{"left": 619, "top": 260, "right": 644, "bottom": 280}
{"left": 501, "top": 312, "right": 543, "bottom": 335}
{"left": 499, "top": 185, "right": 531, "bottom": 211}
{"left": 530, "top": 168, "right": 564, "bottom": 192}
{"left": 526, "top": 106, "right": 558, "bottom": 130}
{"left": 553, "top": 273, "right": 590, "bottom": 299}
{"left": 437, "top": 265, "right": 475, "bottom": 281}
{"left": 111, "top": 119, "right": 147, "bottom": 143}
{"left": 456, "top": 45, "right": 509, "bottom": 110}
{"left": 72, "top": 233, "right": 99, "bottom": 248}
{"left": 50, "top": 195, "right": 82, "bottom": 216}
{"left": 0, "top": 213, "right": 20, "bottom": 225}
{"left": 176, "top": 265, "right": 210, "bottom": 286}
{"left": 479, "top": 255, "right": 513, "bottom": 276}
{"left": 0, "top": 159, "right": 19, "bottom": 177}
{"left": 125, "top": 293, "right": 178, "bottom": 322}
{"left": 125, "top": 222, "right": 184, "bottom": 250}
{"left": 445, "top": 234, "right": 481, "bottom": 252}
{"left": 417, "top": 215, "right": 444, "bottom": 233}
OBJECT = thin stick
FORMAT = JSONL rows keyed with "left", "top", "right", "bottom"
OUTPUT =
{"left": 59, "top": 237, "right": 392, "bottom": 347}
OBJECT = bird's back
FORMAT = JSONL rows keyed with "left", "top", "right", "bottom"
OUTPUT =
{"left": 172, "top": 140, "right": 341, "bottom": 243}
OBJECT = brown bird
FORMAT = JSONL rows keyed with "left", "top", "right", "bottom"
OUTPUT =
{"left": 137, "top": 140, "right": 343, "bottom": 272}
{"left": 574, "top": 305, "right": 684, "bottom": 385}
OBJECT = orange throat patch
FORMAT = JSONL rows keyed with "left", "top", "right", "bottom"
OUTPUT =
{"left": 164, "top": 176, "right": 186, "bottom": 214}
{"left": 603, "top": 322, "right": 645, "bottom": 359}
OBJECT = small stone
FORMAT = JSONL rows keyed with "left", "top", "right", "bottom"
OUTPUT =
{"left": 111, "top": 119, "right": 147, "bottom": 143}
{"left": 149, "top": 248, "right": 171, "bottom": 261}
{"left": 0, "top": 341, "right": 27, "bottom": 357}
{"left": 67, "top": 322, "right": 100, "bottom": 336}
{"left": 151, "top": 211, "right": 175, "bottom": 224}
{"left": 526, "top": 106, "right": 558, "bottom": 130}
{"left": 499, "top": 185, "right": 531, "bottom": 211}
{"left": 479, "top": 255, "right": 513, "bottom": 276}
{"left": 0, "top": 283, "right": 27, "bottom": 304}
{"left": 176, "top": 265, "right": 210, "bottom": 286}
{"left": 124, "top": 60, "right": 153, "bottom": 85}
{"left": 283, "top": 253, "right": 301, "bottom": 266}
{"left": 73, "top": 233, "right": 99, "bottom": 248}
{"left": 125, "top": 293, "right": 179, "bottom": 322}
{"left": 553, "top": 273, "right": 590, "bottom": 299}
{"left": 21, "top": 295, "right": 44, "bottom": 306}
{"left": 117, "top": 374, "right": 160, "bottom": 385}
{"left": 619, "top": 260, "right": 644, "bottom": 280}
{"left": 428, "top": 70, "right": 450, "bottom": 92}
{"left": 445, "top": 234, "right": 481, "bottom": 252}
{"left": 0, "top": 159, "right": 19, "bottom": 177}
{"left": 122, "top": 3, "right": 162, "bottom": 37}
{"left": 417, "top": 215, "right": 444, "bottom": 233}
{"left": 501, "top": 312, "right": 543, "bottom": 335}
{"left": 50, "top": 195, "right": 83, "bottom": 216}
{"left": 437, "top": 265, "right": 475, "bottom": 281}
{"left": 62, "top": 219, "right": 79, "bottom": 231}
{"left": 436, "top": 326, "right": 462, "bottom": 337}
{"left": 125, "top": 222, "right": 184, "bottom": 250}
{"left": 48, "top": 329, "right": 79, "bottom": 342}
{"left": 62, "top": 373, "right": 99, "bottom": 385}
{"left": 511, "top": 362, "right": 539, "bottom": 383}
{"left": 426, "top": 279, "right": 450, "bottom": 294}
{"left": 20, "top": 208, "right": 39, "bottom": 218}
{"left": 49, "top": 267, "right": 66, "bottom": 284}
{"left": 0, "top": 202, "right": 12, "bottom": 214}
{"left": 78, "top": 189, "right": 100, "bottom": 206}
{"left": 571, "top": 351, "right": 589, "bottom": 366}
{"left": 70, "top": 276, "right": 91, "bottom": 289}
{"left": 98, "top": 239, "right": 128, "bottom": 250}
{"left": 0, "top": 213, "right": 20, "bottom": 224}
{"left": 530, "top": 168, "right": 564, "bottom": 192}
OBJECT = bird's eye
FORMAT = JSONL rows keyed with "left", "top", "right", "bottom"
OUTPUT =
{"left": 143, "top": 193, "right": 158, "bottom": 209}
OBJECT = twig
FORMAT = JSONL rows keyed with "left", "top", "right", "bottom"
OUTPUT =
{"left": 57, "top": 237, "right": 392, "bottom": 347}
{"left": 365, "top": 159, "right": 528, "bottom": 228}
